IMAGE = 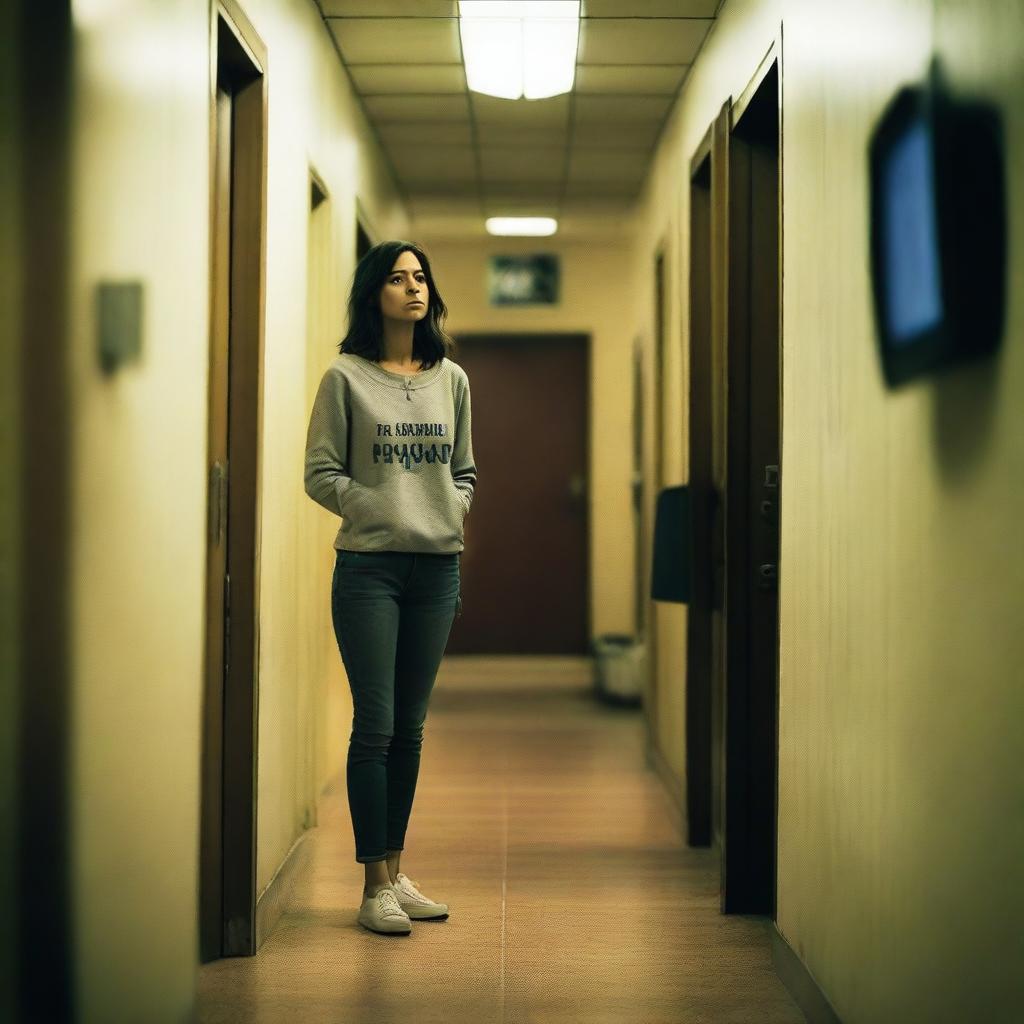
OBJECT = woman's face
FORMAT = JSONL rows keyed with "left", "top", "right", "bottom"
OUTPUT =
{"left": 378, "top": 250, "right": 429, "bottom": 323}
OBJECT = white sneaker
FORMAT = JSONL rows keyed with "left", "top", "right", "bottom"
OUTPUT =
{"left": 392, "top": 872, "right": 449, "bottom": 920}
{"left": 357, "top": 885, "right": 412, "bottom": 935}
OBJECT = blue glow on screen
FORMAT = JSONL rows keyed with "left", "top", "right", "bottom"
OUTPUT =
{"left": 881, "top": 118, "right": 944, "bottom": 344}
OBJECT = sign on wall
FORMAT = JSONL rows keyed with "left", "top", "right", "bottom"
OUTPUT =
{"left": 487, "top": 254, "right": 559, "bottom": 305}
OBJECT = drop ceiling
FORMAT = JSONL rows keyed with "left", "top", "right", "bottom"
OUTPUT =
{"left": 314, "top": 1, "right": 723, "bottom": 236}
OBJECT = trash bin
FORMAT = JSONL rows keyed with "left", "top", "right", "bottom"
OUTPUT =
{"left": 592, "top": 634, "right": 644, "bottom": 706}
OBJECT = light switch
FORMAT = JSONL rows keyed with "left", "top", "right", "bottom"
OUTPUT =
{"left": 97, "top": 281, "right": 143, "bottom": 373}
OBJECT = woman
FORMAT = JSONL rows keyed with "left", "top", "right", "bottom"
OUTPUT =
{"left": 304, "top": 240, "right": 476, "bottom": 936}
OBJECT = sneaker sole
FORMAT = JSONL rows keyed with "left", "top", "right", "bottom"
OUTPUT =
{"left": 400, "top": 905, "right": 449, "bottom": 920}
{"left": 357, "top": 914, "right": 412, "bottom": 935}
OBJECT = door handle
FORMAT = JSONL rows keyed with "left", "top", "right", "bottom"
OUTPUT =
{"left": 208, "top": 461, "right": 227, "bottom": 545}
{"left": 567, "top": 471, "right": 586, "bottom": 501}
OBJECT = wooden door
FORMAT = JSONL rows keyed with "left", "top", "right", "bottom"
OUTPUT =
{"left": 200, "top": 77, "right": 232, "bottom": 964}
{"left": 710, "top": 98, "right": 732, "bottom": 863}
{"left": 686, "top": 133, "right": 714, "bottom": 848}
{"left": 200, "top": 0, "right": 267, "bottom": 962}
{"left": 446, "top": 335, "right": 590, "bottom": 655}
{"left": 721, "top": 53, "right": 781, "bottom": 916}
{"left": 632, "top": 340, "right": 646, "bottom": 639}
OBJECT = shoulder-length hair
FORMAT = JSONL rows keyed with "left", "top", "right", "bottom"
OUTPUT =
{"left": 338, "top": 240, "right": 455, "bottom": 368}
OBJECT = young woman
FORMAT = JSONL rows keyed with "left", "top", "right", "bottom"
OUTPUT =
{"left": 304, "top": 240, "right": 476, "bottom": 936}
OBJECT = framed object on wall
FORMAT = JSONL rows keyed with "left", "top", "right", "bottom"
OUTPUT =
{"left": 487, "top": 254, "right": 559, "bottom": 305}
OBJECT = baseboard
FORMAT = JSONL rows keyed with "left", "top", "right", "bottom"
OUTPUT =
{"left": 647, "top": 736, "right": 687, "bottom": 840}
{"left": 254, "top": 828, "right": 313, "bottom": 949}
{"left": 770, "top": 924, "right": 844, "bottom": 1024}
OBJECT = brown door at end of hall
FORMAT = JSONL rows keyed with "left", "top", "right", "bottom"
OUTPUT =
{"left": 447, "top": 334, "right": 590, "bottom": 655}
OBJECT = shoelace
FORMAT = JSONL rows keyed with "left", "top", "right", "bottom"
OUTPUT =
{"left": 376, "top": 887, "right": 405, "bottom": 916}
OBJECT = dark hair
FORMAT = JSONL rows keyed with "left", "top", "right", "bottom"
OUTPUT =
{"left": 338, "top": 240, "right": 454, "bottom": 368}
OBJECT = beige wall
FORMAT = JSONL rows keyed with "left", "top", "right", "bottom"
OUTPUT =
{"left": 65, "top": 0, "right": 406, "bottom": 1018}
{"left": 411, "top": 235, "right": 636, "bottom": 641}
{"left": 633, "top": 0, "right": 1024, "bottom": 1020}
{"left": 234, "top": 0, "right": 410, "bottom": 904}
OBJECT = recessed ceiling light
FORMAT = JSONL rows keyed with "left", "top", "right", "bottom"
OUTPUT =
{"left": 459, "top": 1, "right": 580, "bottom": 100}
{"left": 485, "top": 217, "right": 558, "bottom": 236}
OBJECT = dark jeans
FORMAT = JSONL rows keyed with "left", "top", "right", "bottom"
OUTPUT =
{"left": 330, "top": 548, "right": 461, "bottom": 863}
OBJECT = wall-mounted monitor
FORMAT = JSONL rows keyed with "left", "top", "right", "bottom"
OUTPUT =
{"left": 868, "top": 62, "right": 1005, "bottom": 387}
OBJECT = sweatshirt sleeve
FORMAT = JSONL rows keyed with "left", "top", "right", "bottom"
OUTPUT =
{"left": 451, "top": 371, "right": 477, "bottom": 514}
{"left": 304, "top": 365, "right": 359, "bottom": 517}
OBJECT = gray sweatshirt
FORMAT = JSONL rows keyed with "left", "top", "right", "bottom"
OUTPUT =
{"left": 304, "top": 352, "right": 476, "bottom": 553}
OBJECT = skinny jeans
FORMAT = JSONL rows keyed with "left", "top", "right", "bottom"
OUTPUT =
{"left": 330, "top": 548, "right": 461, "bottom": 863}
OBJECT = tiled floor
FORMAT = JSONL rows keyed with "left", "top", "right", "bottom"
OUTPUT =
{"left": 197, "top": 671, "right": 805, "bottom": 1024}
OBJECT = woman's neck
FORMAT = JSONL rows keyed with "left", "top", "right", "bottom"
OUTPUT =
{"left": 380, "top": 319, "right": 416, "bottom": 364}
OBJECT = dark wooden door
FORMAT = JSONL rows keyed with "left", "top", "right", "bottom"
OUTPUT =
{"left": 722, "top": 55, "right": 781, "bottom": 916}
{"left": 447, "top": 334, "right": 590, "bottom": 654}
{"left": 686, "top": 138, "right": 714, "bottom": 848}
{"left": 200, "top": 0, "right": 267, "bottom": 962}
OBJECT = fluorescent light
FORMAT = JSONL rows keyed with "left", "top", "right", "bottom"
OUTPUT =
{"left": 459, "top": 1, "right": 579, "bottom": 100}
{"left": 485, "top": 217, "right": 558, "bottom": 236}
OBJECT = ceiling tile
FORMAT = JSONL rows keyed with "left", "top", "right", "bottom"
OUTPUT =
{"left": 349, "top": 64, "right": 465, "bottom": 94}
{"left": 327, "top": 18, "right": 461, "bottom": 64}
{"left": 378, "top": 121, "right": 473, "bottom": 145}
{"left": 320, "top": 1, "right": 456, "bottom": 14}
{"left": 482, "top": 198, "right": 559, "bottom": 217}
{"left": 381, "top": 144, "right": 476, "bottom": 179}
{"left": 479, "top": 147, "right": 566, "bottom": 182}
{"left": 581, "top": 0, "right": 719, "bottom": 15}
{"left": 564, "top": 179, "right": 640, "bottom": 198}
{"left": 363, "top": 94, "right": 470, "bottom": 121}
{"left": 471, "top": 93, "right": 570, "bottom": 127}
{"left": 401, "top": 170, "right": 479, "bottom": 190}
{"left": 578, "top": 18, "right": 711, "bottom": 64}
{"left": 567, "top": 148, "right": 649, "bottom": 181}
{"left": 575, "top": 64, "right": 686, "bottom": 93}
{"left": 574, "top": 94, "right": 673, "bottom": 122}
{"left": 475, "top": 123, "right": 568, "bottom": 148}
{"left": 405, "top": 187, "right": 481, "bottom": 207}
{"left": 481, "top": 182, "right": 561, "bottom": 201}
{"left": 572, "top": 121, "right": 662, "bottom": 147}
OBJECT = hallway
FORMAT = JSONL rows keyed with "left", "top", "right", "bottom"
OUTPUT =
{"left": 6, "top": 1, "right": 1024, "bottom": 1021}
{"left": 197, "top": 667, "right": 804, "bottom": 1024}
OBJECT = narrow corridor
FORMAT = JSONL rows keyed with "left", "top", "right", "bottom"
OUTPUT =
{"left": 197, "top": 666, "right": 805, "bottom": 1024}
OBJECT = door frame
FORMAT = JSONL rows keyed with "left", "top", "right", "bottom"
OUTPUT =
{"left": 200, "top": 0, "right": 268, "bottom": 961}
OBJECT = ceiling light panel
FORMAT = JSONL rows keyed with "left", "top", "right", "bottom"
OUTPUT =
{"left": 459, "top": 1, "right": 580, "bottom": 100}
